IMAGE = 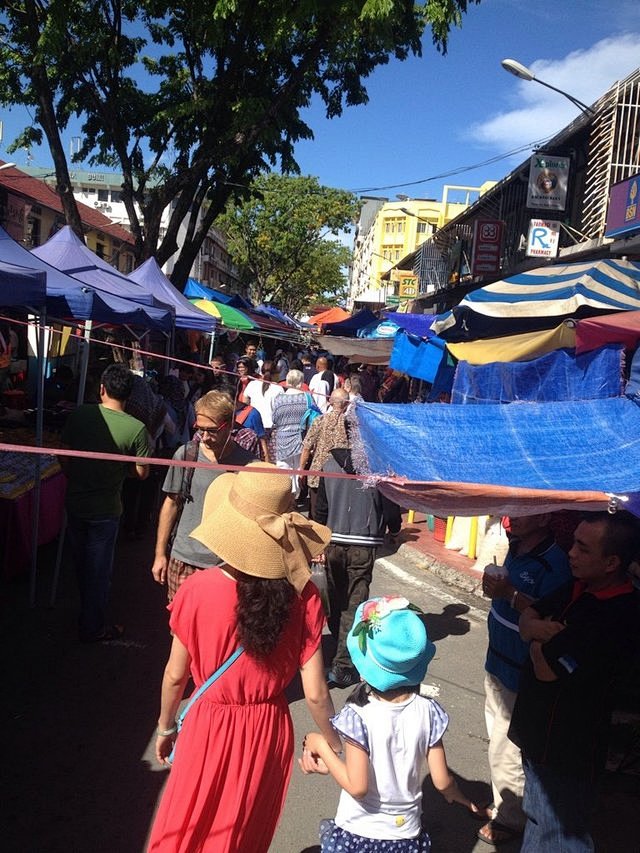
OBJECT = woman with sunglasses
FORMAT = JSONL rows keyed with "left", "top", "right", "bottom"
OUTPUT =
{"left": 151, "top": 391, "right": 255, "bottom": 602}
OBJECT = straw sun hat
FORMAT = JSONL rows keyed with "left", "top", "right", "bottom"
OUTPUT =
{"left": 190, "top": 462, "right": 331, "bottom": 593}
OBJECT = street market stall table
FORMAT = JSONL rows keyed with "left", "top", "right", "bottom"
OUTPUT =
{"left": 0, "top": 449, "right": 65, "bottom": 579}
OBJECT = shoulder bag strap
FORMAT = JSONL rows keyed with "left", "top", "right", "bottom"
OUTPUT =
{"left": 177, "top": 646, "right": 245, "bottom": 731}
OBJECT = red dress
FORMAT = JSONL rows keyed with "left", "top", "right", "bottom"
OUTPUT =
{"left": 148, "top": 569, "right": 324, "bottom": 852}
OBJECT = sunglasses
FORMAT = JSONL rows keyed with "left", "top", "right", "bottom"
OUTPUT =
{"left": 193, "top": 421, "right": 229, "bottom": 436}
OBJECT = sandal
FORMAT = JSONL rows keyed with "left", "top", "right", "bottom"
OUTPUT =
{"left": 477, "top": 820, "right": 522, "bottom": 846}
{"left": 470, "top": 803, "right": 495, "bottom": 821}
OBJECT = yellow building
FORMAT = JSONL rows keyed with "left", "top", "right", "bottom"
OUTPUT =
{"left": 350, "top": 184, "right": 495, "bottom": 309}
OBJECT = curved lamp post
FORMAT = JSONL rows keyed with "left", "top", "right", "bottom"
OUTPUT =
{"left": 501, "top": 58, "right": 595, "bottom": 115}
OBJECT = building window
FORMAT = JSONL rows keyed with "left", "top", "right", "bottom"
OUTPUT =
{"left": 111, "top": 190, "right": 123, "bottom": 203}
{"left": 96, "top": 242, "right": 105, "bottom": 259}
{"left": 417, "top": 222, "right": 428, "bottom": 234}
{"left": 98, "top": 189, "right": 109, "bottom": 201}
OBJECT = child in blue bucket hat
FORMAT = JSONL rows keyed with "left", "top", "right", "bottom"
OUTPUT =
{"left": 300, "top": 596, "right": 482, "bottom": 852}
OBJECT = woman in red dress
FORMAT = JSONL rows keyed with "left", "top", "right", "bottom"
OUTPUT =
{"left": 148, "top": 463, "right": 341, "bottom": 852}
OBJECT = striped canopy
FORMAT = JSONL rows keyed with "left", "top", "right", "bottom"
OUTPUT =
{"left": 433, "top": 258, "right": 640, "bottom": 342}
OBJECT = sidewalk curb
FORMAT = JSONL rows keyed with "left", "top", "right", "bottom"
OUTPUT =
{"left": 397, "top": 542, "right": 485, "bottom": 598}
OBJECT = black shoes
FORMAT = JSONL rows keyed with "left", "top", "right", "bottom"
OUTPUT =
{"left": 326, "top": 667, "right": 360, "bottom": 688}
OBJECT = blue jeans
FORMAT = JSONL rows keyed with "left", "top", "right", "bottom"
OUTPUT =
{"left": 66, "top": 515, "right": 120, "bottom": 640}
{"left": 521, "top": 757, "right": 596, "bottom": 852}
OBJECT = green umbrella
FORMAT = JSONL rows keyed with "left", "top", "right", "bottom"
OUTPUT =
{"left": 189, "top": 298, "right": 256, "bottom": 331}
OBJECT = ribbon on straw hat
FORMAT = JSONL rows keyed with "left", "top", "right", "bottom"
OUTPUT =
{"left": 227, "top": 488, "right": 325, "bottom": 592}
{"left": 190, "top": 462, "right": 331, "bottom": 593}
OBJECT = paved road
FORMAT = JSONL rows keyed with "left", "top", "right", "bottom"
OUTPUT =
{"left": 3, "top": 535, "right": 638, "bottom": 852}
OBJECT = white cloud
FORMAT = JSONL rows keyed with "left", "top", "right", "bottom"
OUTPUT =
{"left": 470, "top": 34, "right": 640, "bottom": 154}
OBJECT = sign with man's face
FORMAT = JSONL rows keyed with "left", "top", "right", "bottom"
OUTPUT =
{"left": 527, "top": 153, "right": 570, "bottom": 211}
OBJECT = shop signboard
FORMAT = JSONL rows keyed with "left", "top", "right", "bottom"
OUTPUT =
{"left": 526, "top": 153, "right": 570, "bottom": 211}
{"left": 526, "top": 218, "right": 561, "bottom": 258}
{"left": 391, "top": 270, "right": 419, "bottom": 299}
{"left": 470, "top": 219, "right": 504, "bottom": 277}
{"left": 605, "top": 172, "right": 640, "bottom": 238}
{"left": 386, "top": 295, "right": 401, "bottom": 305}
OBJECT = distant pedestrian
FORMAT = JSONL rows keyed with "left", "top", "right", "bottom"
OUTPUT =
{"left": 271, "top": 369, "right": 308, "bottom": 494}
{"left": 315, "top": 427, "right": 394, "bottom": 688}
{"left": 309, "top": 356, "right": 336, "bottom": 413}
{"left": 60, "top": 364, "right": 150, "bottom": 642}
{"left": 300, "top": 596, "right": 483, "bottom": 852}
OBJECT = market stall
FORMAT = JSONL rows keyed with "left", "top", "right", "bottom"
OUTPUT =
{"left": 0, "top": 448, "right": 65, "bottom": 579}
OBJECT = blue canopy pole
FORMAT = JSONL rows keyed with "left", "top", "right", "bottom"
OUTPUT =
{"left": 29, "top": 309, "right": 47, "bottom": 607}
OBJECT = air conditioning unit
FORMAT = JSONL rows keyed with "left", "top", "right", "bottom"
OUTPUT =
{"left": 201, "top": 252, "right": 212, "bottom": 262}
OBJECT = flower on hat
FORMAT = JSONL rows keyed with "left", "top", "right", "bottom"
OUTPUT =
{"left": 352, "top": 596, "right": 421, "bottom": 655}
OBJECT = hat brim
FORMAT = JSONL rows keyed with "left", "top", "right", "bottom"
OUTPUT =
{"left": 346, "top": 606, "right": 436, "bottom": 693}
{"left": 347, "top": 640, "right": 432, "bottom": 693}
{"left": 190, "top": 469, "right": 331, "bottom": 582}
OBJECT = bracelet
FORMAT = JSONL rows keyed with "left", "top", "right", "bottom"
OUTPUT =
{"left": 510, "top": 590, "right": 519, "bottom": 610}
{"left": 157, "top": 724, "right": 178, "bottom": 737}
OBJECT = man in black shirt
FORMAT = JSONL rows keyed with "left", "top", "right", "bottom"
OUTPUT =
{"left": 508, "top": 511, "right": 640, "bottom": 852}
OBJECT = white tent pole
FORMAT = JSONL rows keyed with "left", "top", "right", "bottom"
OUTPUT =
{"left": 76, "top": 320, "right": 92, "bottom": 406}
{"left": 28, "top": 310, "right": 47, "bottom": 607}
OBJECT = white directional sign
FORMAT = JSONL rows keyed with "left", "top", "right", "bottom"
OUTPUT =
{"left": 526, "top": 218, "right": 561, "bottom": 258}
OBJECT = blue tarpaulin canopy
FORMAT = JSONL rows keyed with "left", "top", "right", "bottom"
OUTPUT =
{"left": 354, "top": 397, "right": 640, "bottom": 517}
{"left": 389, "top": 331, "right": 448, "bottom": 383}
{"left": 451, "top": 344, "right": 625, "bottom": 404}
{"left": 128, "top": 258, "right": 215, "bottom": 332}
{"left": 383, "top": 312, "right": 436, "bottom": 338}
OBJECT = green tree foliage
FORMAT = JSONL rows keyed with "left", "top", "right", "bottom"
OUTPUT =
{"left": 219, "top": 174, "right": 357, "bottom": 314}
{"left": 0, "top": 1, "right": 480, "bottom": 286}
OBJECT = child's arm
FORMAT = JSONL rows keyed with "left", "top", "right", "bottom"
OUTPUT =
{"left": 300, "top": 732, "right": 369, "bottom": 799}
{"left": 427, "top": 740, "right": 482, "bottom": 814}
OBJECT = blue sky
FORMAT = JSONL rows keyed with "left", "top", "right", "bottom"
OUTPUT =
{"left": 1, "top": 0, "right": 640, "bottom": 211}
{"left": 295, "top": 0, "right": 640, "bottom": 202}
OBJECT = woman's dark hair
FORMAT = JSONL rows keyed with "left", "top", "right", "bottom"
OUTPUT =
{"left": 261, "top": 360, "right": 274, "bottom": 395}
{"left": 235, "top": 574, "right": 295, "bottom": 657}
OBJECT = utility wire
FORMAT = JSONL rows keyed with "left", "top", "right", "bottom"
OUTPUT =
{"left": 348, "top": 136, "right": 552, "bottom": 195}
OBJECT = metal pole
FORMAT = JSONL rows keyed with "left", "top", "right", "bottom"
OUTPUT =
{"left": 76, "top": 320, "right": 91, "bottom": 405}
{"left": 28, "top": 310, "right": 47, "bottom": 607}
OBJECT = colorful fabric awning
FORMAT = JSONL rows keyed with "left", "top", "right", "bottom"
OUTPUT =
{"left": 433, "top": 258, "right": 640, "bottom": 342}
{"left": 576, "top": 310, "right": 640, "bottom": 354}
{"left": 446, "top": 323, "right": 576, "bottom": 365}
{"left": 189, "top": 298, "right": 255, "bottom": 330}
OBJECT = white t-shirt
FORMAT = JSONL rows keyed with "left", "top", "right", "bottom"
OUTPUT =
{"left": 243, "top": 379, "right": 283, "bottom": 428}
{"left": 332, "top": 693, "right": 449, "bottom": 840}
{"left": 309, "top": 373, "right": 330, "bottom": 413}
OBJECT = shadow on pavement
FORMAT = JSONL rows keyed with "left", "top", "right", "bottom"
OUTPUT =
{"left": 1, "top": 531, "right": 171, "bottom": 853}
{"left": 423, "top": 602, "right": 471, "bottom": 642}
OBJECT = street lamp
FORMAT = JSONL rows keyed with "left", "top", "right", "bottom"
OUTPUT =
{"left": 501, "top": 58, "right": 595, "bottom": 115}
{"left": 399, "top": 207, "right": 437, "bottom": 234}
